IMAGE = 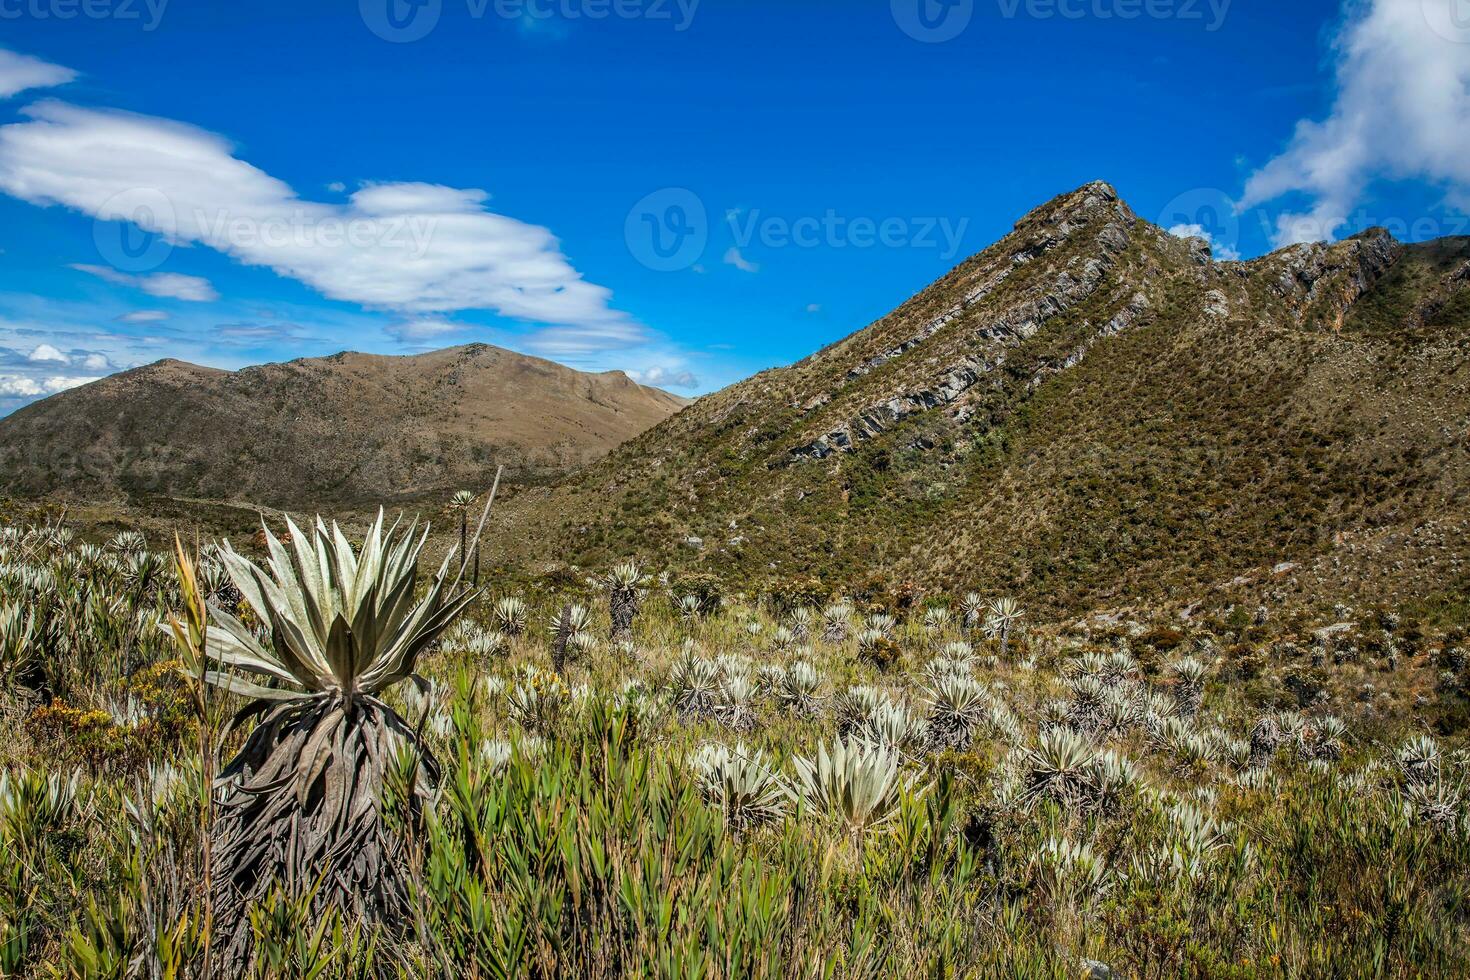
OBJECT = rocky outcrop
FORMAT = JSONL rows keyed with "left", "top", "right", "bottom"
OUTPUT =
{"left": 1258, "top": 229, "right": 1402, "bottom": 330}
{"left": 789, "top": 184, "right": 1138, "bottom": 462}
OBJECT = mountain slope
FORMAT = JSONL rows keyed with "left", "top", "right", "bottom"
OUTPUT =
{"left": 0, "top": 344, "right": 688, "bottom": 507}
{"left": 490, "top": 182, "right": 1470, "bottom": 616}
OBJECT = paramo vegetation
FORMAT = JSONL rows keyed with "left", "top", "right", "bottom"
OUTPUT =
{"left": 0, "top": 508, "right": 1467, "bottom": 978}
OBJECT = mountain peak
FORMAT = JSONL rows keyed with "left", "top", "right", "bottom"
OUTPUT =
{"left": 1014, "top": 180, "right": 1132, "bottom": 231}
{"left": 492, "top": 184, "right": 1470, "bottom": 617}
{"left": 0, "top": 345, "right": 687, "bottom": 507}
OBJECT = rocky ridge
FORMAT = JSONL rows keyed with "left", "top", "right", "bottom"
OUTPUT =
{"left": 492, "top": 180, "right": 1470, "bottom": 617}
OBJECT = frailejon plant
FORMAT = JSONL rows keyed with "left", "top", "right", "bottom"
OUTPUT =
{"left": 792, "top": 736, "right": 915, "bottom": 838}
{"left": 670, "top": 649, "right": 722, "bottom": 720}
{"left": 924, "top": 672, "right": 988, "bottom": 752}
{"left": 984, "top": 598, "right": 1024, "bottom": 661}
{"left": 1170, "top": 657, "right": 1207, "bottom": 720}
{"left": 689, "top": 742, "right": 791, "bottom": 833}
{"left": 821, "top": 602, "right": 852, "bottom": 644}
{"left": 493, "top": 596, "right": 528, "bottom": 637}
{"left": 1020, "top": 727, "right": 1098, "bottom": 809}
{"left": 200, "top": 511, "right": 476, "bottom": 966}
{"left": 605, "top": 561, "right": 645, "bottom": 644}
{"left": 776, "top": 659, "right": 821, "bottom": 716}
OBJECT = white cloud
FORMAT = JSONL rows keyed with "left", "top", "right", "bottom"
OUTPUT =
{"left": 13, "top": 342, "right": 116, "bottom": 374}
{"left": 0, "top": 102, "right": 638, "bottom": 348}
{"left": 71, "top": 264, "right": 219, "bottom": 302}
{"left": 0, "top": 373, "right": 100, "bottom": 397}
{"left": 27, "top": 343, "right": 68, "bottom": 363}
{"left": 326, "top": 181, "right": 346, "bottom": 193}
{"left": 1165, "top": 223, "right": 1242, "bottom": 262}
{"left": 629, "top": 365, "right": 699, "bottom": 389}
{"left": 142, "top": 272, "right": 220, "bottom": 301}
{"left": 723, "top": 246, "right": 759, "bottom": 274}
{"left": 0, "top": 48, "right": 76, "bottom": 100}
{"left": 385, "top": 317, "right": 467, "bottom": 342}
{"left": 115, "top": 310, "right": 170, "bottom": 323}
{"left": 1240, "top": 0, "right": 1470, "bottom": 246}
{"left": 805, "top": 303, "right": 822, "bottom": 314}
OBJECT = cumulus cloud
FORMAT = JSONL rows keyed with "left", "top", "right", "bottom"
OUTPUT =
{"left": 0, "top": 374, "right": 100, "bottom": 397}
{"left": 1240, "top": 0, "right": 1470, "bottom": 246}
{"left": 0, "top": 48, "right": 76, "bottom": 99}
{"left": 27, "top": 343, "right": 68, "bottom": 363}
{"left": 723, "top": 246, "right": 759, "bottom": 274}
{"left": 1165, "top": 223, "right": 1242, "bottom": 262}
{"left": 0, "top": 102, "right": 638, "bottom": 347}
{"left": 71, "top": 264, "right": 219, "bottom": 302}
{"left": 14, "top": 342, "right": 117, "bottom": 373}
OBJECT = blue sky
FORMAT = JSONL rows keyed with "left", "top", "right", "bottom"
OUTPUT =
{"left": 0, "top": 0, "right": 1466, "bottom": 411}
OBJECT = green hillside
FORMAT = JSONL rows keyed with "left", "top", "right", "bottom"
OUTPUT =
{"left": 492, "top": 183, "right": 1470, "bottom": 618}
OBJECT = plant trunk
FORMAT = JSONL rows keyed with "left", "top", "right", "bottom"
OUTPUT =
{"left": 552, "top": 603, "right": 573, "bottom": 675}
{"left": 610, "top": 587, "right": 638, "bottom": 644}
{"left": 208, "top": 699, "right": 437, "bottom": 972}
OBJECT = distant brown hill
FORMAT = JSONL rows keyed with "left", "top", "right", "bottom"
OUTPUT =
{"left": 0, "top": 344, "right": 689, "bottom": 507}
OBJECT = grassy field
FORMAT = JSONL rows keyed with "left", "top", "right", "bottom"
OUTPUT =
{"left": 0, "top": 514, "right": 1467, "bottom": 977}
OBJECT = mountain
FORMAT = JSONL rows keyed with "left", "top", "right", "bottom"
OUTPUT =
{"left": 0, "top": 344, "right": 688, "bottom": 508}
{"left": 490, "top": 182, "right": 1470, "bottom": 617}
